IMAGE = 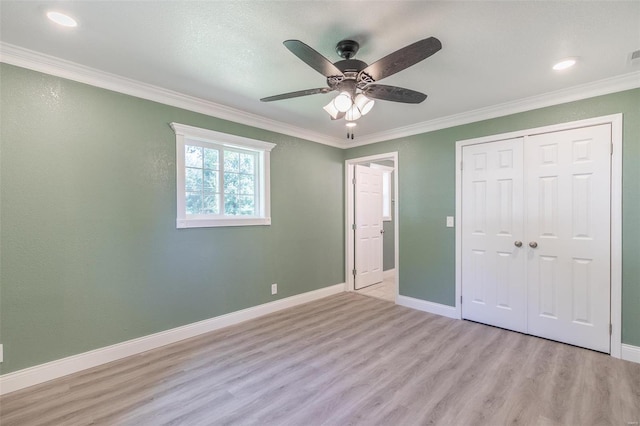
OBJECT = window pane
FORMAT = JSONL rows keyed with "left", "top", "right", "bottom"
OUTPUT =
{"left": 240, "top": 153, "right": 255, "bottom": 174}
{"left": 238, "top": 195, "right": 255, "bottom": 216}
{"left": 382, "top": 171, "right": 391, "bottom": 219}
{"left": 185, "top": 193, "right": 202, "bottom": 214}
{"left": 224, "top": 151, "right": 240, "bottom": 172}
{"left": 224, "top": 172, "right": 239, "bottom": 195}
{"left": 185, "top": 167, "right": 203, "bottom": 192}
{"left": 239, "top": 174, "right": 254, "bottom": 195}
{"left": 175, "top": 123, "right": 274, "bottom": 227}
{"left": 204, "top": 148, "right": 219, "bottom": 170}
{"left": 203, "top": 170, "right": 218, "bottom": 193}
{"left": 185, "top": 145, "right": 203, "bottom": 168}
{"left": 224, "top": 194, "right": 238, "bottom": 215}
{"left": 203, "top": 195, "right": 219, "bottom": 215}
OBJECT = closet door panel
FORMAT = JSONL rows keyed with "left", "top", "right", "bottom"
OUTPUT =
{"left": 461, "top": 138, "right": 526, "bottom": 332}
{"left": 525, "top": 124, "right": 611, "bottom": 353}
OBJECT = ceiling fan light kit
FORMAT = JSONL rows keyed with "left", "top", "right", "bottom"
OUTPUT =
{"left": 345, "top": 105, "right": 362, "bottom": 121}
{"left": 354, "top": 93, "right": 375, "bottom": 116}
{"left": 333, "top": 91, "right": 353, "bottom": 112}
{"left": 261, "top": 36, "right": 442, "bottom": 133}
{"left": 322, "top": 101, "right": 341, "bottom": 119}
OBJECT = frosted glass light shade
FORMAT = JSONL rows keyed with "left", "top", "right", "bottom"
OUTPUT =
{"left": 354, "top": 94, "right": 374, "bottom": 115}
{"left": 345, "top": 105, "right": 362, "bottom": 121}
{"left": 333, "top": 92, "right": 353, "bottom": 112}
{"left": 323, "top": 101, "right": 341, "bottom": 119}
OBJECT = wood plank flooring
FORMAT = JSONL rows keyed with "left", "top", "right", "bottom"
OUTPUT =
{"left": 356, "top": 275, "right": 395, "bottom": 302}
{"left": 1, "top": 292, "right": 639, "bottom": 425}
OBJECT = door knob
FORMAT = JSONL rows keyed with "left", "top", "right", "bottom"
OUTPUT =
{"left": 380, "top": 229, "right": 385, "bottom": 234}
{"left": 514, "top": 241, "right": 523, "bottom": 247}
{"left": 529, "top": 241, "right": 538, "bottom": 248}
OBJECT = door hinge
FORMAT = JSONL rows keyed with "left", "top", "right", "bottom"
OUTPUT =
{"left": 352, "top": 178, "right": 356, "bottom": 185}
{"left": 460, "top": 295, "right": 463, "bottom": 304}
{"left": 352, "top": 269, "right": 357, "bottom": 276}
{"left": 609, "top": 324, "right": 613, "bottom": 335}
{"left": 610, "top": 143, "right": 613, "bottom": 156}
{"left": 460, "top": 161, "right": 463, "bottom": 171}
{"left": 352, "top": 224, "right": 357, "bottom": 230}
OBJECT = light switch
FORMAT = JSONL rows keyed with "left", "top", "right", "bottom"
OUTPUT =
{"left": 446, "top": 216, "right": 454, "bottom": 227}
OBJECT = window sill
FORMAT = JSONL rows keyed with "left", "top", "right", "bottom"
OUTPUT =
{"left": 177, "top": 217, "right": 271, "bottom": 229}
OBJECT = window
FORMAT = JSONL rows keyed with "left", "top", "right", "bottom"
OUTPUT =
{"left": 171, "top": 123, "right": 275, "bottom": 228}
{"left": 381, "top": 170, "right": 392, "bottom": 221}
{"left": 371, "top": 163, "right": 393, "bottom": 221}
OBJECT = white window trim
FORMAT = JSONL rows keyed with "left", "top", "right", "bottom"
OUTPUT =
{"left": 171, "top": 122, "right": 275, "bottom": 228}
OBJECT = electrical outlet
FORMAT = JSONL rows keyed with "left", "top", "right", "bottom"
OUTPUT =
{"left": 446, "top": 216, "right": 455, "bottom": 227}
{"left": 271, "top": 283, "right": 277, "bottom": 295}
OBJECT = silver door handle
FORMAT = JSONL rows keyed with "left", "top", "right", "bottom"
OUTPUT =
{"left": 514, "top": 241, "right": 522, "bottom": 248}
{"left": 529, "top": 241, "right": 538, "bottom": 248}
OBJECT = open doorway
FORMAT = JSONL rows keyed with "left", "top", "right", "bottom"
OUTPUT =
{"left": 345, "top": 152, "right": 398, "bottom": 303}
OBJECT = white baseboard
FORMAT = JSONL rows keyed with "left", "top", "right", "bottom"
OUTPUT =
{"left": 397, "top": 295, "right": 459, "bottom": 319}
{"left": 621, "top": 344, "right": 640, "bottom": 364}
{"left": 0, "top": 283, "right": 345, "bottom": 396}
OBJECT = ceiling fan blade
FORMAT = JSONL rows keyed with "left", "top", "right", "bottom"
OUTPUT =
{"left": 260, "top": 87, "right": 332, "bottom": 102}
{"left": 283, "top": 40, "right": 344, "bottom": 78}
{"left": 363, "top": 84, "right": 427, "bottom": 104}
{"left": 358, "top": 37, "right": 442, "bottom": 82}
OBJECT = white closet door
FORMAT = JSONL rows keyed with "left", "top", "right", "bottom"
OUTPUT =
{"left": 461, "top": 138, "right": 526, "bottom": 332}
{"left": 525, "top": 124, "right": 611, "bottom": 353}
{"left": 354, "top": 165, "right": 384, "bottom": 290}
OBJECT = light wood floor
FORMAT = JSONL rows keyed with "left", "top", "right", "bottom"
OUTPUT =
{"left": 356, "top": 274, "right": 396, "bottom": 302}
{"left": 1, "top": 293, "right": 639, "bottom": 425}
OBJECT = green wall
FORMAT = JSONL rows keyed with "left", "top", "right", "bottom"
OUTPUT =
{"left": 0, "top": 64, "right": 345, "bottom": 374}
{"left": 345, "top": 88, "right": 640, "bottom": 347}
{"left": 1, "top": 61, "right": 638, "bottom": 376}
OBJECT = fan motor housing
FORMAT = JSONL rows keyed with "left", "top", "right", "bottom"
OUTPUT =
{"left": 334, "top": 59, "right": 368, "bottom": 73}
{"left": 328, "top": 59, "right": 369, "bottom": 90}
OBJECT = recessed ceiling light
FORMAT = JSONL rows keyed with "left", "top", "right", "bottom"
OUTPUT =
{"left": 553, "top": 58, "right": 577, "bottom": 71}
{"left": 47, "top": 11, "right": 78, "bottom": 27}
{"left": 346, "top": 122, "right": 357, "bottom": 128}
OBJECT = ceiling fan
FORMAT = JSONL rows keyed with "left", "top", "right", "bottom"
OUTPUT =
{"left": 260, "top": 37, "right": 442, "bottom": 123}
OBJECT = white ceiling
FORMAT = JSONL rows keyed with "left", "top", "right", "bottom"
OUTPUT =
{"left": 1, "top": 1, "right": 639, "bottom": 146}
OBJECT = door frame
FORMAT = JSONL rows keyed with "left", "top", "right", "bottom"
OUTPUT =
{"left": 455, "top": 114, "right": 623, "bottom": 358}
{"left": 345, "top": 152, "right": 399, "bottom": 301}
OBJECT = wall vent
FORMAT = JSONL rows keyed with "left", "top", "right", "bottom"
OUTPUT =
{"left": 631, "top": 49, "right": 640, "bottom": 61}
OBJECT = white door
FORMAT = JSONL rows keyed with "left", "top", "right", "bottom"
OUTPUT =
{"left": 461, "top": 138, "right": 527, "bottom": 332}
{"left": 525, "top": 124, "right": 611, "bottom": 353}
{"left": 461, "top": 124, "right": 612, "bottom": 353}
{"left": 354, "top": 165, "right": 384, "bottom": 290}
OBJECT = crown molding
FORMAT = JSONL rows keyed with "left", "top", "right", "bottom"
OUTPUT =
{"left": 0, "top": 42, "right": 345, "bottom": 148}
{"left": 2, "top": 42, "right": 638, "bottom": 150}
{"left": 346, "top": 71, "right": 640, "bottom": 147}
